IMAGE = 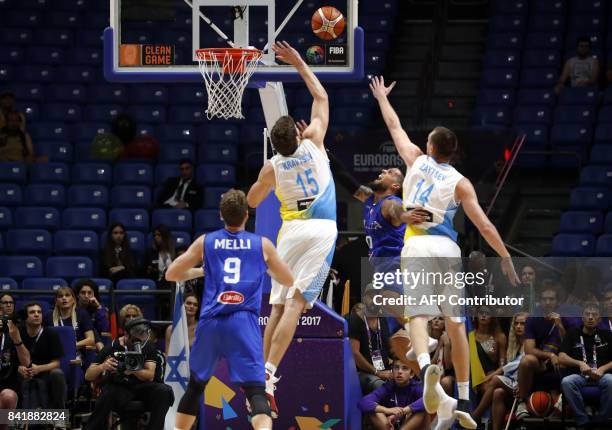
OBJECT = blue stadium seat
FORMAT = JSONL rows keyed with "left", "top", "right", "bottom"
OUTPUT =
{"left": 554, "top": 106, "right": 595, "bottom": 124}
{"left": 550, "top": 124, "right": 592, "bottom": 146}
{"left": 27, "top": 122, "right": 69, "bottom": 141}
{"left": 598, "top": 106, "right": 612, "bottom": 124}
{"left": 472, "top": 106, "right": 511, "bottom": 127}
{"left": 520, "top": 68, "right": 558, "bottom": 87}
{"left": 512, "top": 124, "right": 548, "bottom": 146}
{"left": 489, "top": 15, "right": 526, "bottom": 32}
{"left": 239, "top": 125, "right": 264, "bottom": 145}
{"left": 151, "top": 209, "right": 192, "bottom": 232}
{"left": 113, "top": 163, "right": 153, "bottom": 185}
{"left": 531, "top": 0, "right": 566, "bottom": 13}
{"left": 198, "top": 144, "right": 238, "bottom": 164}
{"left": 18, "top": 65, "right": 58, "bottom": 83}
{"left": 88, "top": 85, "right": 128, "bottom": 104}
{"left": 551, "top": 234, "right": 595, "bottom": 256}
{"left": 168, "top": 106, "right": 205, "bottom": 123}
{"left": 71, "top": 122, "right": 111, "bottom": 141}
{"left": 559, "top": 211, "right": 603, "bottom": 234}
{"left": 116, "top": 278, "right": 156, "bottom": 291}
{"left": 115, "top": 278, "right": 156, "bottom": 319}
{"left": 67, "top": 185, "right": 109, "bottom": 207}
{"left": 513, "top": 106, "right": 551, "bottom": 124}
{"left": 196, "top": 164, "right": 236, "bottom": 186}
{"left": 171, "top": 86, "right": 206, "bottom": 105}
{"left": 0, "top": 207, "right": 13, "bottom": 230}
{"left": 129, "top": 86, "right": 169, "bottom": 104}
{"left": 43, "top": 103, "right": 82, "bottom": 122}
{"left": 360, "top": 14, "right": 394, "bottom": 32}
{"left": 171, "top": 231, "right": 191, "bottom": 249}
{"left": 84, "top": 105, "right": 122, "bottom": 122}
{"left": 204, "top": 187, "right": 227, "bottom": 209}
{"left": 30, "top": 162, "right": 70, "bottom": 184}
{"left": 154, "top": 164, "right": 177, "bottom": 185}
{"left": 594, "top": 124, "right": 612, "bottom": 145}
{"left": 37, "top": 29, "right": 74, "bottom": 46}
{"left": 110, "top": 186, "right": 152, "bottom": 208}
{"left": 70, "top": 278, "right": 113, "bottom": 293}
{"left": 6, "top": 229, "right": 52, "bottom": 255}
{"left": 0, "top": 278, "right": 18, "bottom": 291}
{"left": 36, "top": 141, "right": 73, "bottom": 163}
{"left": 11, "top": 83, "right": 44, "bottom": 102}
{"left": 596, "top": 235, "right": 612, "bottom": 256}
{"left": 0, "top": 66, "right": 13, "bottom": 84}
{"left": 0, "top": 47, "right": 24, "bottom": 64}
{"left": 22, "top": 102, "right": 40, "bottom": 122}
{"left": 0, "top": 184, "right": 22, "bottom": 207}
{"left": 0, "top": 28, "right": 33, "bottom": 45}
{"left": 159, "top": 143, "right": 195, "bottom": 163}
{"left": 522, "top": 50, "right": 561, "bottom": 68}
{"left": 492, "top": 1, "right": 528, "bottom": 16}
{"left": 484, "top": 50, "right": 520, "bottom": 68}
{"left": 517, "top": 89, "right": 556, "bottom": 107}
{"left": 570, "top": 187, "right": 611, "bottom": 210}
{"left": 54, "top": 230, "right": 99, "bottom": 256}
{"left": 26, "top": 47, "right": 65, "bottom": 65}
{"left": 336, "top": 87, "right": 375, "bottom": 106}
{"left": 198, "top": 124, "right": 240, "bottom": 142}
{"left": 606, "top": 213, "right": 612, "bottom": 233}
{"left": 154, "top": 124, "right": 197, "bottom": 142}
{"left": 558, "top": 87, "right": 599, "bottom": 106}
{"left": 24, "top": 184, "right": 65, "bottom": 207}
{"left": 525, "top": 32, "right": 563, "bottom": 50}
{"left": 62, "top": 208, "right": 106, "bottom": 231}
{"left": 590, "top": 146, "right": 612, "bottom": 165}
{"left": 529, "top": 14, "right": 565, "bottom": 31}
{"left": 21, "top": 278, "right": 67, "bottom": 291}
{"left": 15, "top": 207, "right": 60, "bottom": 230}
{"left": 74, "top": 48, "right": 102, "bottom": 66}
{"left": 571, "top": 0, "right": 605, "bottom": 13}
{"left": 60, "top": 65, "right": 99, "bottom": 83}
{"left": 0, "top": 162, "right": 27, "bottom": 184}
{"left": 49, "top": 11, "right": 80, "bottom": 28}
{"left": 108, "top": 209, "right": 149, "bottom": 232}
{"left": 569, "top": 14, "right": 604, "bottom": 33}
{"left": 0, "top": 256, "right": 43, "bottom": 279}
{"left": 480, "top": 68, "right": 518, "bottom": 88}
{"left": 46, "top": 256, "right": 93, "bottom": 279}
{"left": 72, "top": 163, "right": 112, "bottom": 185}
{"left": 580, "top": 165, "right": 612, "bottom": 186}
{"left": 128, "top": 105, "right": 166, "bottom": 124}
{"left": 195, "top": 209, "right": 223, "bottom": 232}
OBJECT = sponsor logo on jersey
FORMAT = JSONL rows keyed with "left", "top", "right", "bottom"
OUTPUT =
{"left": 217, "top": 291, "right": 245, "bottom": 304}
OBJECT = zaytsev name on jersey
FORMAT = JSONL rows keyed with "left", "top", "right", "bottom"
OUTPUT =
{"left": 402, "top": 155, "right": 464, "bottom": 241}
{"left": 270, "top": 139, "right": 336, "bottom": 222}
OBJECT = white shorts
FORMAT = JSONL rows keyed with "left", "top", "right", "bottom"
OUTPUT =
{"left": 400, "top": 235, "right": 465, "bottom": 322}
{"left": 270, "top": 219, "right": 337, "bottom": 309}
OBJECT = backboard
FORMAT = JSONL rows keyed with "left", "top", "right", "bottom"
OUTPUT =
{"left": 105, "top": 0, "right": 363, "bottom": 83}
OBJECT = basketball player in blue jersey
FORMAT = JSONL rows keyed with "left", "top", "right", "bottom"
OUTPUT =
{"left": 371, "top": 76, "right": 520, "bottom": 430}
{"left": 247, "top": 41, "right": 336, "bottom": 417}
{"left": 165, "top": 190, "right": 294, "bottom": 430}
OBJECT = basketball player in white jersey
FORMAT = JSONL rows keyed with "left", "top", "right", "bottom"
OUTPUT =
{"left": 247, "top": 41, "right": 336, "bottom": 417}
{"left": 370, "top": 76, "right": 519, "bottom": 430}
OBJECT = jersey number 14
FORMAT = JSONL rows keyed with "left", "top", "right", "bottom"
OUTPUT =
{"left": 412, "top": 179, "right": 434, "bottom": 206}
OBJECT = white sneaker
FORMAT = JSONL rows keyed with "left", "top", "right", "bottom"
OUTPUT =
{"left": 514, "top": 401, "right": 529, "bottom": 420}
{"left": 405, "top": 336, "right": 438, "bottom": 360}
{"left": 422, "top": 364, "right": 443, "bottom": 413}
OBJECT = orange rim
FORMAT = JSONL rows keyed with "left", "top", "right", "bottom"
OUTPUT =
{"left": 196, "top": 48, "right": 262, "bottom": 73}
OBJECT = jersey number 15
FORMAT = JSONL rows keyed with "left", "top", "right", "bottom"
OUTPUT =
{"left": 296, "top": 168, "right": 319, "bottom": 197}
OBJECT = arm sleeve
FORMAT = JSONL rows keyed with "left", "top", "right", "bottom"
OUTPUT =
{"left": 358, "top": 381, "right": 392, "bottom": 413}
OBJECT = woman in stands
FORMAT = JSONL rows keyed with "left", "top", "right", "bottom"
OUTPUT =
{"left": 165, "top": 292, "right": 199, "bottom": 355}
{"left": 472, "top": 306, "right": 508, "bottom": 389}
{"left": 100, "top": 222, "right": 136, "bottom": 283}
{"left": 73, "top": 279, "right": 109, "bottom": 351}
{"left": 144, "top": 224, "right": 175, "bottom": 288}
{"left": 472, "top": 311, "right": 528, "bottom": 430}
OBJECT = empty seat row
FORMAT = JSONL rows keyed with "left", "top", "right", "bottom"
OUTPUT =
{"left": 558, "top": 211, "right": 612, "bottom": 234}
{"left": 551, "top": 233, "right": 612, "bottom": 257}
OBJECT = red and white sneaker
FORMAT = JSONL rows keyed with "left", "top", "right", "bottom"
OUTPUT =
{"left": 265, "top": 372, "right": 280, "bottom": 419}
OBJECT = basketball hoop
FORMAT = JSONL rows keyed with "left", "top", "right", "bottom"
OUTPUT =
{"left": 196, "top": 48, "right": 262, "bottom": 120}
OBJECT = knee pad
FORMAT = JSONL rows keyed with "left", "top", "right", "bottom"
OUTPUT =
{"left": 243, "top": 385, "right": 271, "bottom": 417}
{"left": 177, "top": 375, "right": 207, "bottom": 416}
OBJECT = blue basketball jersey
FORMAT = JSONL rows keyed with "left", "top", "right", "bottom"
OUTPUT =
{"left": 200, "top": 229, "right": 267, "bottom": 319}
{"left": 363, "top": 195, "right": 406, "bottom": 259}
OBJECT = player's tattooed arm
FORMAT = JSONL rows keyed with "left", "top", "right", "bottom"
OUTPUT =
{"left": 247, "top": 161, "right": 275, "bottom": 208}
{"left": 383, "top": 198, "right": 428, "bottom": 227}
{"left": 165, "top": 235, "right": 205, "bottom": 282}
{"left": 369, "top": 76, "right": 422, "bottom": 167}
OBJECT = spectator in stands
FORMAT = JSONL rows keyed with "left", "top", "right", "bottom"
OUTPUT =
{"left": 555, "top": 36, "right": 600, "bottom": 94}
{"left": 0, "top": 110, "right": 34, "bottom": 163}
{"left": 73, "top": 279, "right": 110, "bottom": 351}
{"left": 100, "top": 222, "right": 137, "bottom": 283}
{"left": 18, "top": 302, "right": 67, "bottom": 412}
{"left": 0, "top": 310, "right": 30, "bottom": 430}
{"left": 349, "top": 290, "right": 394, "bottom": 393}
{"left": 155, "top": 159, "right": 203, "bottom": 210}
{"left": 84, "top": 317, "right": 174, "bottom": 430}
{"left": 429, "top": 316, "right": 454, "bottom": 395}
{"left": 515, "top": 285, "right": 570, "bottom": 419}
{"left": 472, "top": 312, "right": 528, "bottom": 429}
{"left": 119, "top": 304, "right": 143, "bottom": 328}
{"left": 0, "top": 294, "right": 15, "bottom": 318}
{"left": 165, "top": 292, "right": 199, "bottom": 355}
{"left": 559, "top": 303, "right": 612, "bottom": 428}
{"left": 358, "top": 361, "right": 429, "bottom": 430}
{"left": 520, "top": 265, "right": 536, "bottom": 289}
{"left": 471, "top": 306, "right": 508, "bottom": 393}
{"left": 144, "top": 224, "right": 175, "bottom": 288}
{"left": 0, "top": 92, "right": 25, "bottom": 131}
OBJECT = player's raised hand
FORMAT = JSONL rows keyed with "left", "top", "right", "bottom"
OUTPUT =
{"left": 500, "top": 257, "right": 520, "bottom": 287}
{"left": 296, "top": 119, "right": 309, "bottom": 138}
{"left": 369, "top": 76, "right": 396, "bottom": 100}
{"left": 272, "top": 41, "right": 303, "bottom": 66}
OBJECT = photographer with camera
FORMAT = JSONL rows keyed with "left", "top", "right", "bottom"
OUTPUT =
{"left": 84, "top": 317, "right": 174, "bottom": 430}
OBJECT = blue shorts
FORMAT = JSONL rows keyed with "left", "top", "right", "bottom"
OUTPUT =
{"left": 190, "top": 310, "right": 265, "bottom": 385}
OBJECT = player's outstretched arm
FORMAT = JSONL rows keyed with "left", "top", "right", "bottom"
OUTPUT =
{"left": 370, "top": 76, "right": 422, "bottom": 167}
{"left": 165, "top": 235, "right": 205, "bottom": 282}
{"left": 247, "top": 161, "right": 275, "bottom": 208}
{"left": 456, "top": 178, "right": 520, "bottom": 285}
{"left": 383, "top": 199, "right": 430, "bottom": 227}
{"left": 262, "top": 237, "right": 294, "bottom": 287}
{"left": 272, "top": 41, "right": 328, "bottom": 149}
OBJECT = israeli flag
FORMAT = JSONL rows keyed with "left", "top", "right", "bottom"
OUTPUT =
{"left": 164, "top": 282, "right": 191, "bottom": 430}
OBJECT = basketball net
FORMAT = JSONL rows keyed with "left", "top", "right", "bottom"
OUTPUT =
{"left": 196, "top": 48, "right": 262, "bottom": 120}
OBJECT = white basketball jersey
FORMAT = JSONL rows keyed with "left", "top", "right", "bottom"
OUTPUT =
{"left": 402, "top": 155, "right": 463, "bottom": 241}
{"left": 270, "top": 139, "right": 336, "bottom": 221}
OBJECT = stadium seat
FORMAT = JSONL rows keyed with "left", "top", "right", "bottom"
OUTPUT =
{"left": 580, "top": 165, "right": 612, "bottom": 186}
{"left": 36, "top": 141, "right": 73, "bottom": 163}
{"left": 0, "top": 162, "right": 27, "bottom": 184}
{"left": 0, "top": 47, "right": 24, "bottom": 64}
{"left": 113, "top": 163, "right": 153, "bottom": 185}
{"left": 554, "top": 106, "right": 595, "bottom": 124}
{"left": 67, "top": 185, "right": 109, "bottom": 208}
{"left": 517, "top": 89, "right": 556, "bottom": 107}
{"left": 590, "top": 146, "right": 612, "bottom": 165}
{"left": 108, "top": 209, "right": 149, "bottom": 232}
{"left": 606, "top": 213, "right": 612, "bottom": 233}
{"left": 11, "top": 83, "right": 44, "bottom": 101}
{"left": 151, "top": 209, "right": 192, "bottom": 232}
{"left": 42, "top": 103, "right": 81, "bottom": 122}
{"left": 128, "top": 105, "right": 166, "bottom": 124}
{"left": 489, "top": 15, "right": 526, "bottom": 32}
{"left": 171, "top": 86, "right": 206, "bottom": 106}
{"left": 204, "top": 187, "right": 227, "bottom": 209}
{"left": 84, "top": 104, "right": 121, "bottom": 122}
{"left": 484, "top": 50, "right": 520, "bottom": 68}
{"left": 335, "top": 87, "right": 373, "bottom": 106}
{"left": 472, "top": 106, "right": 511, "bottom": 127}
{"left": 6, "top": 229, "right": 52, "bottom": 255}
{"left": 199, "top": 124, "right": 240, "bottom": 142}
{"left": 550, "top": 124, "right": 592, "bottom": 146}
{"left": 0, "top": 184, "right": 22, "bottom": 207}
{"left": 529, "top": 14, "right": 565, "bottom": 31}
{"left": 572, "top": 0, "right": 604, "bottom": 13}
{"left": 0, "top": 207, "right": 13, "bottom": 230}
{"left": 159, "top": 143, "right": 195, "bottom": 163}
{"left": 62, "top": 208, "right": 106, "bottom": 231}
{"left": 558, "top": 87, "right": 599, "bottom": 106}
{"left": 46, "top": 256, "right": 93, "bottom": 279}
{"left": 520, "top": 68, "right": 558, "bottom": 87}
{"left": 196, "top": 164, "right": 236, "bottom": 186}
{"left": 493, "top": 0, "right": 528, "bottom": 16}
{"left": 71, "top": 122, "right": 111, "bottom": 141}
{"left": 486, "top": 33, "right": 523, "bottom": 50}
{"left": 129, "top": 86, "right": 169, "bottom": 104}
{"left": 27, "top": 122, "right": 69, "bottom": 141}
{"left": 116, "top": 278, "right": 156, "bottom": 291}
{"left": 0, "top": 28, "right": 33, "bottom": 45}
{"left": 168, "top": 106, "right": 205, "bottom": 123}
{"left": 195, "top": 209, "right": 223, "bottom": 232}
{"left": 476, "top": 89, "right": 515, "bottom": 107}
{"left": 74, "top": 48, "right": 102, "bottom": 66}
{"left": 18, "top": 65, "right": 58, "bottom": 83}
{"left": 480, "top": 68, "right": 518, "bottom": 88}
{"left": 570, "top": 187, "right": 611, "bottom": 210}
{"left": 60, "top": 65, "right": 99, "bottom": 83}
{"left": 598, "top": 106, "right": 612, "bottom": 124}
{"left": 525, "top": 32, "right": 563, "bottom": 50}
{"left": 24, "top": 184, "right": 66, "bottom": 207}
{"left": 21, "top": 278, "right": 67, "bottom": 291}
{"left": 531, "top": 0, "right": 566, "bottom": 14}
{"left": 0, "top": 278, "right": 18, "bottom": 291}
{"left": 0, "top": 256, "right": 43, "bottom": 279}
{"left": 15, "top": 207, "right": 60, "bottom": 230}
{"left": 54, "top": 230, "right": 99, "bottom": 256}
{"left": 70, "top": 277, "right": 113, "bottom": 292}
{"left": 594, "top": 124, "right": 612, "bottom": 145}
{"left": 115, "top": 278, "right": 156, "bottom": 319}
{"left": 37, "top": 29, "right": 74, "bottom": 46}
{"left": 551, "top": 233, "right": 595, "bottom": 256}
{"left": 110, "top": 186, "right": 152, "bottom": 208}
{"left": 595, "top": 235, "right": 612, "bottom": 257}
{"left": 154, "top": 124, "right": 197, "bottom": 142}
{"left": 559, "top": 211, "right": 603, "bottom": 234}
{"left": 513, "top": 106, "right": 551, "bottom": 124}
{"left": 30, "top": 162, "right": 70, "bottom": 184}
{"left": 172, "top": 231, "right": 191, "bottom": 249}
{"left": 154, "top": 164, "right": 177, "bottom": 185}
{"left": 198, "top": 143, "right": 238, "bottom": 164}
{"left": 88, "top": 85, "right": 128, "bottom": 104}
{"left": 72, "top": 163, "right": 113, "bottom": 185}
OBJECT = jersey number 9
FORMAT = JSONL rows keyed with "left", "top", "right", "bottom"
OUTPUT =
{"left": 223, "top": 257, "right": 241, "bottom": 284}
